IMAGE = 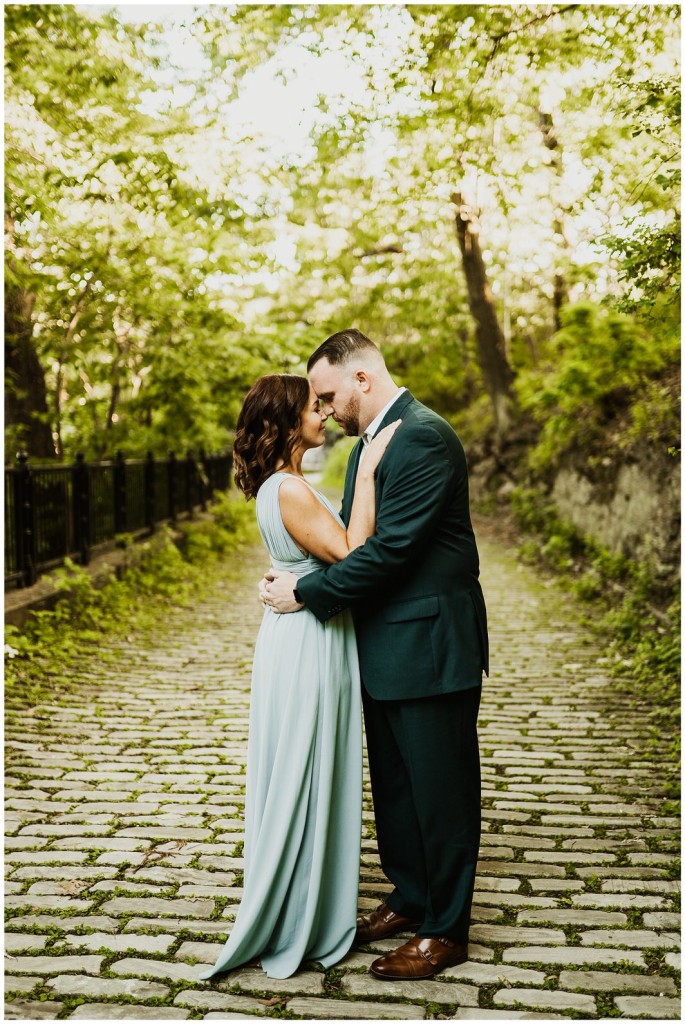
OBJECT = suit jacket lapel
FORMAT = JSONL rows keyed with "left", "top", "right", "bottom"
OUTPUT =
{"left": 340, "top": 392, "right": 415, "bottom": 524}
{"left": 341, "top": 438, "right": 364, "bottom": 524}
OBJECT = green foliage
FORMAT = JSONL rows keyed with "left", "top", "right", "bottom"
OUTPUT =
{"left": 510, "top": 485, "right": 680, "bottom": 755}
{"left": 516, "top": 302, "right": 678, "bottom": 468}
{"left": 176, "top": 491, "right": 259, "bottom": 561}
{"left": 510, "top": 485, "right": 559, "bottom": 536}
{"left": 627, "top": 372, "right": 681, "bottom": 448}
{"left": 383, "top": 332, "right": 480, "bottom": 428}
{"left": 4, "top": 2, "right": 680, "bottom": 464}
{"left": 4, "top": 4, "right": 277, "bottom": 459}
{"left": 4, "top": 493, "right": 258, "bottom": 706}
{"left": 602, "top": 73, "right": 680, "bottom": 319}
{"left": 603, "top": 592, "right": 681, "bottom": 739}
{"left": 605, "top": 215, "right": 681, "bottom": 312}
{"left": 595, "top": 994, "right": 621, "bottom": 1017}
{"left": 320, "top": 436, "right": 357, "bottom": 490}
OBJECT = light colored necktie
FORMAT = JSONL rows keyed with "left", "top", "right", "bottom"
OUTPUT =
{"left": 357, "top": 431, "right": 371, "bottom": 467}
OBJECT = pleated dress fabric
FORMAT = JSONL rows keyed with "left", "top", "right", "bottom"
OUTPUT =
{"left": 199, "top": 472, "right": 363, "bottom": 980}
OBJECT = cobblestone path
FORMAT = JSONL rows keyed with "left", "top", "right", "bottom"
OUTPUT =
{"left": 5, "top": 526, "right": 681, "bottom": 1021}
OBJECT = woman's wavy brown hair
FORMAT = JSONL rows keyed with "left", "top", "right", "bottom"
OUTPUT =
{"left": 233, "top": 374, "right": 311, "bottom": 499}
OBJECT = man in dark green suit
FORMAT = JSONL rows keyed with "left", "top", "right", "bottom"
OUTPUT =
{"left": 263, "top": 329, "right": 488, "bottom": 979}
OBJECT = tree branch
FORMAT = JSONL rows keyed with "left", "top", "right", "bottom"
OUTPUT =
{"left": 358, "top": 243, "right": 404, "bottom": 259}
{"left": 467, "top": 5, "right": 581, "bottom": 112}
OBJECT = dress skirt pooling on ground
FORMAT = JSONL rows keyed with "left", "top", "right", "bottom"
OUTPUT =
{"left": 199, "top": 473, "right": 362, "bottom": 980}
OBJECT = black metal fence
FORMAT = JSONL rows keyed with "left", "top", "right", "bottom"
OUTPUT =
{"left": 5, "top": 449, "right": 232, "bottom": 589}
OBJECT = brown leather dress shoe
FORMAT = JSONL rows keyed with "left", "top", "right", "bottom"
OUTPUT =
{"left": 370, "top": 936, "right": 468, "bottom": 979}
{"left": 354, "top": 903, "right": 423, "bottom": 945}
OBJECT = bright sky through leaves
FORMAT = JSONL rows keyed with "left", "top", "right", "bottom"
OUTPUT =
{"left": 6, "top": 2, "right": 679, "bottom": 460}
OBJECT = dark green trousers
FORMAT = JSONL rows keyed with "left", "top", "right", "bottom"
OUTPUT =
{"left": 362, "top": 684, "right": 481, "bottom": 942}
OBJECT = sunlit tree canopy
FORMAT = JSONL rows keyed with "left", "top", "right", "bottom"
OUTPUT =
{"left": 5, "top": 2, "right": 680, "bottom": 461}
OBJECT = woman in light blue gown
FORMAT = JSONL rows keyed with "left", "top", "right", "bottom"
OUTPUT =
{"left": 200, "top": 374, "right": 399, "bottom": 981}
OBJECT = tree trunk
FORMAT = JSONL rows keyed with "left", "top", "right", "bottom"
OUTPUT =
{"left": 5, "top": 282, "right": 55, "bottom": 459}
{"left": 97, "top": 379, "right": 121, "bottom": 459}
{"left": 451, "top": 193, "right": 516, "bottom": 440}
{"left": 538, "top": 109, "right": 569, "bottom": 331}
{"left": 5, "top": 210, "right": 55, "bottom": 459}
{"left": 54, "top": 279, "right": 95, "bottom": 458}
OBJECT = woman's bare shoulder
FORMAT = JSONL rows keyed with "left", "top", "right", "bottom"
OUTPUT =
{"left": 277, "top": 475, "right": 319, "bottom": 509}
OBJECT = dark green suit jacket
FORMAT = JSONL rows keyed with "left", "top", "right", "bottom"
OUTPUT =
{"left": 297, "top": 390, "right": 488, "bottom": 700}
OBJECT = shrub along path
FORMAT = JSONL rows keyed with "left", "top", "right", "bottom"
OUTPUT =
{"left": 4, "top": 521, "right": 681, "bottom": 1020}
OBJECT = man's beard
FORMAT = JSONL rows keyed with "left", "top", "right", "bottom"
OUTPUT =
{"left": 338, "top": 393, "right": 360, "bottom": 436}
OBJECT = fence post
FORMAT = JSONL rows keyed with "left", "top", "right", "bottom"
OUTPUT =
{"left": 167, "top": 450, "right": 177, "bottom": 522}
{"left": 185, "top": 449, "right": 195, "bottom": 514}
{"left": 198, "top": 447, "right": 208, "bottom": 511}
{"left": 114, "top": 450, "right": 127, "bottom": 534}
{"left": 15, "top": 452, "right": 37, "bottom": 587}
{"left": 144, "top": 451, "right": 155, "bottom": 534}
{"left": 73, "top": 452, "right": 91, "bottom": 566}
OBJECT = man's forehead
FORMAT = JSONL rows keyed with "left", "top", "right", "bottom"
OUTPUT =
{"left": 309, "top": 360, "right": 345, "bottom": 393}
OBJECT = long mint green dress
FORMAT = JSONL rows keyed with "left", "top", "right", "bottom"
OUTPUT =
{"left": 200, "top": 472, "right": 363, "bottom": 980}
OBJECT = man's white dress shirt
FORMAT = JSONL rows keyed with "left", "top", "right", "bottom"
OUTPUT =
{"left": 358, "top": 388, "right": 406, "bottom": 466}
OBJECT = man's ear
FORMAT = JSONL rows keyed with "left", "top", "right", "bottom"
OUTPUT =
{"left": 355, "top": 370, "right": 371, "bottom": 393}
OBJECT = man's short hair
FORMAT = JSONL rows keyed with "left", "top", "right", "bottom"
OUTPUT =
{"left": 307, "top": 328, "right": 381, "bottom": 372}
